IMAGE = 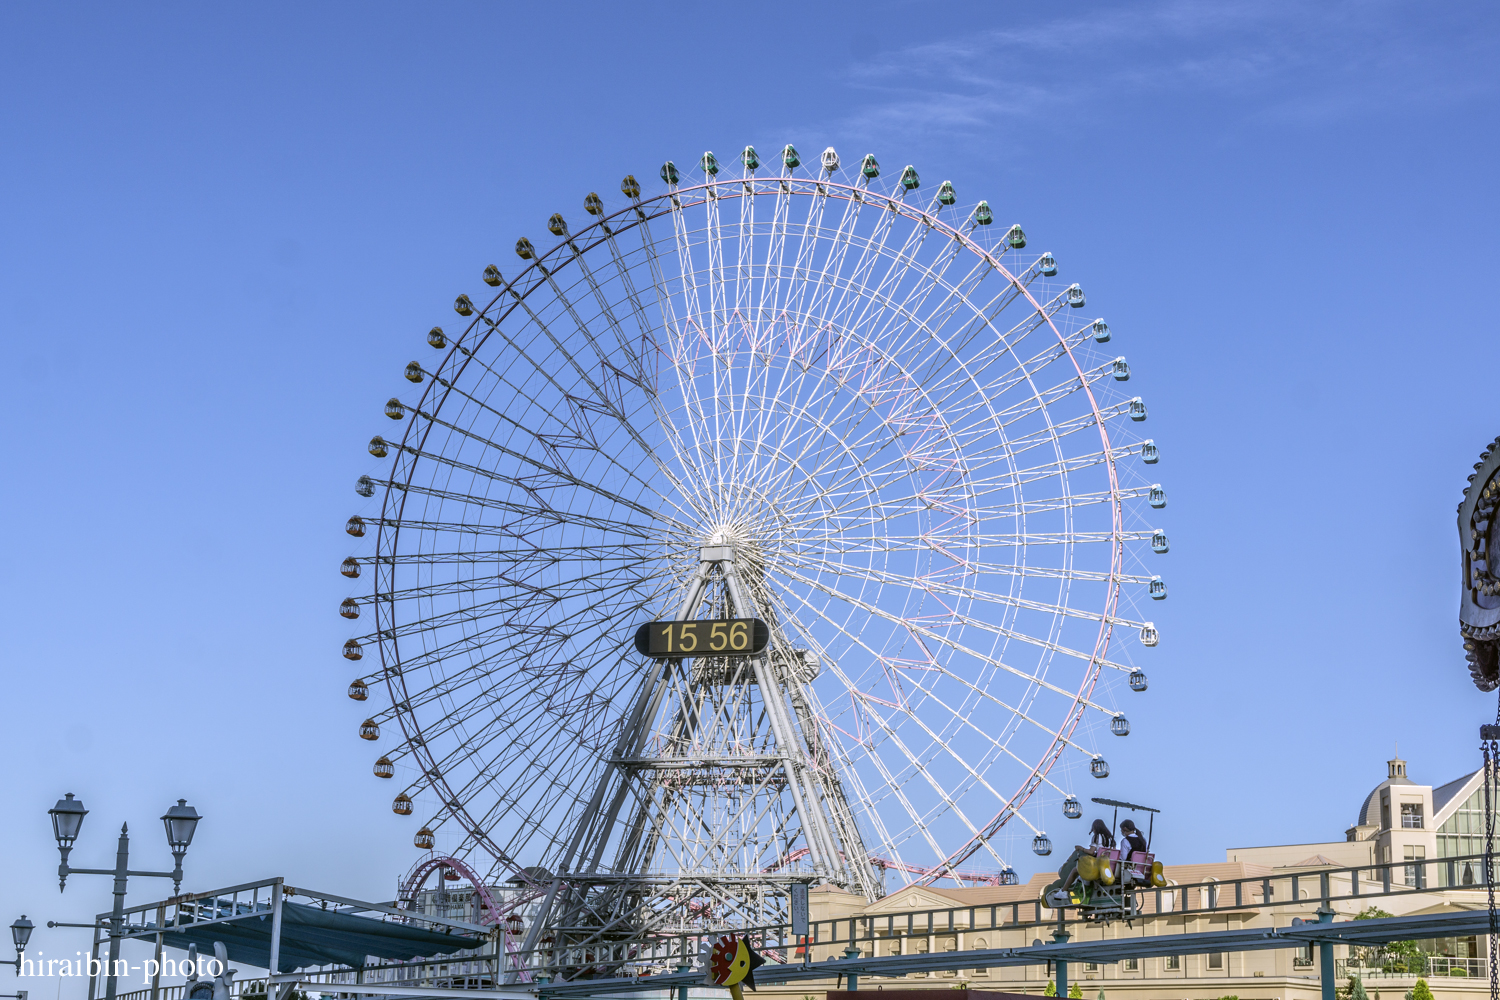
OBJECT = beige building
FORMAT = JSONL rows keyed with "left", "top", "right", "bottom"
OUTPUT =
{"left": 785, "top": 756, "right": 1497, "bottom": 1000}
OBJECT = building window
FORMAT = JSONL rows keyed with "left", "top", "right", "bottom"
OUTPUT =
{"left": 1405, "top": 845, "right": 1427, "bottom": 888}
{"left": 1124, "top": 958, "right": 1138, "bottom": 971}
{"left": 972, "top": 938, "right": 988, "bottom": 976}
{"left": 1436, "top": 779, "right": 1500, "bottom": 883}
{"left": 1207, "top": 953, "right": 1224, "bottom": 970}
{"left": 1295, "top": 944, "right": 1315, "bottom": 968}
{"left": 1382, "top": 800, "right": 1391, "bottom": 830}
{"left": 941, "top": 941, "right": 957, "bottom": 977}
{"left": 1165, "top": 955, "right": 1180, "bottom": 971}
{"left": 1084, "top": 963, "right": 1099, "bottom": 972}
{"left": 1402, "top": 803, "right": 1424, "bottom": 829}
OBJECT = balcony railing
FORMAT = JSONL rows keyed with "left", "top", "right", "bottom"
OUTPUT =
{"left": 1336, "top": 958, "right": 1486, "bottom": 980}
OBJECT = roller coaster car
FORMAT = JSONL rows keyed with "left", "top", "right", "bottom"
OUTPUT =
{"left": 1043, "top": 797, "right": 1167, "bottom": 923}
{"left": 1058, "top": 848, "right": 1167, "bottom": 921}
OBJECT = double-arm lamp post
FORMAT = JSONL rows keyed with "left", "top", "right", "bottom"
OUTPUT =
{"left": 48, "top": 794, "right": 202, "bottom": 1000}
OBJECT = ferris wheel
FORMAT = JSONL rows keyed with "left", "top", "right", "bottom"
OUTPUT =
{"left": 340, "top": 143, "right": 1165, "bottom": 966}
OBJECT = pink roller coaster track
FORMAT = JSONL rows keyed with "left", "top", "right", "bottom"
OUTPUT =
{"left": 398, "top": 854, "right": 542, "bottom": 983}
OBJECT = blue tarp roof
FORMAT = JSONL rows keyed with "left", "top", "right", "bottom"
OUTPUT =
{"left": 150, "top": 901, "right": 483, "bottom": 972}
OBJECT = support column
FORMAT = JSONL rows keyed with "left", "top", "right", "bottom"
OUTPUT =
{"left": 843, "top": 946, "right": 861, "bottom": 990}
{"left": 104, "top": 824, "right": 131, "bottom": 1000}
{"left": 268, "top": 879, "right": 285, "bottom": 983}
{"left": 1318, "top": 909, "right": 1335, "bottom": 1000}
{"left": 1053, "top": 926, "right": 1070, "bottom": 1000}
{"left": 87, "top": 922, "right": 103, "bottom": 1000}
{"left": 149, "top": 904, "right": 165, "bottom": 1000}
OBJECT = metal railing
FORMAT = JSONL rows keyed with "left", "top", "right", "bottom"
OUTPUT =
{"left": 511, "top": 851, "right": 1500, "bottom": 974}
{"left": 116, "top": 980, "right": 267, "bottom": 1000}
{"left": 101, "top": 851, "right": 1500, "bottom": 993}
{"left": 1337, "top": 958, "right": 1486, "bottom": 980}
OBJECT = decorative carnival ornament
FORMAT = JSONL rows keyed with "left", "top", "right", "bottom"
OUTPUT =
{"left": 1459, "top": 435, "right": 1500, "bottom": 690}
{"left": 704, "top": 934, "right": 768, "bottom": 1000}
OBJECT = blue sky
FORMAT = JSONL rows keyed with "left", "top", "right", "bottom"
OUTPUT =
{"left": 3, "top": 1, "right": 1498, "bottom": 990}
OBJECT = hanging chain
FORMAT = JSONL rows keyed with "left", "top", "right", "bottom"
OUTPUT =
{"left": 1483, "top": 692, "right": 1500, "bottom": 1000}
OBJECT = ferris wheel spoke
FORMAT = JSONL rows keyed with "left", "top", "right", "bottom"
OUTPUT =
{"left": 876, "top": 651, "right": 1118, "bottom": 765}
{"left": 444, "top": 728, "right": 606, "bottom": 829}
{"left": 346, "top": 543, "right": 653, "bottom": 569}
{"left": 783, "top": 543, "right": 1148, "bottom": 590}
{"left": 844, "top": 687, "right": 1014, "bottom": 864}
{"left": 595, "top": 228, "right": 660, "bottom": 366}
{"left": 775, "top": 179, "right": 832, "bottom": 325}
{"left": 786, "top": 439, "right": 1133, "bottom": 516}
{"left": 979, "top": 361, "right": 1118, "bottom": 434}
{"left": 761, "top": 584, "right": 982, "bottom": 863}
{"left": 871, "top": 666, "right": 1087, "bottom": 812}
{"left": 801, "top": 196, "right": 869, "bottom": 342}
{"left": 754, "top": 169, "right": 794, "bottom": 336}
{"left": 480, "top": 275, "right": 627, "bottom": 430}
{"left": 868, "top": 249, "right": 997, "bottom": 382}
{"left": 376, "top": 554, "right": 662, "bottom": 607}
{"left": 703, "top": 180, "right": 729, "bottom": 353}
{"left": 363, "top": 510, "right": 656, "bottom": 541}
{"left": 811, "top": 530, "right": 1144, "bottom": 549}
{"left": 955, "top": 397, "right": 1137, "bottom": 462}
{"left": 366, "top": 478, "right": 638, "bottom": 529}
{"left": 373, "top": 618, "right": 556, "bottom": 681}
{"left": 561, "top": 227, "right": 646, "bottom": 371}
{"left": 391, "top": 629, "right": 631, "bottom": 725}
{"left": 354, "top": 559, "right": 655, "bottom": 610}
{"left": 410, "top": 676, "right": 629, "bottom": 772}
{"left": 773, "top": 562, "right": 1113, "bottom": 708}
{"left": 734, "top": 173, "right": 757, "bottom": 315}
{"left": 940, "top": 259, "right": 1054, "bottom": 361}
{"left": 362, "top": 579, "right": 651, "bottom": 647}
{"left": 821, "top": 197, "right": 905, "bottom": 346}
{"left": 534, "top": 245, "right": 640, "bottom": 379}
{"left": 399, "top": 365, "right": 686, "bottom": 519}
{"left": 778, "top": 555, "right": 1135, "bottom": 651}
{"left": 386, "top": 411, "right": 672, "bottom": 527}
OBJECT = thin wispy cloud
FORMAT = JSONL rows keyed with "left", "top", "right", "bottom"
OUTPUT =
{"left": 824, "top": 0, "right": 1499, "bottom": 143}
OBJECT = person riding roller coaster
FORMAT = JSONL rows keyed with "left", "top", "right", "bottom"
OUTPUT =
{"left": 1119, "top": 818, "right": 1148, "bottom": 855}
{"left": 1044, "top": 820, "right": 1114, "bottom": 900}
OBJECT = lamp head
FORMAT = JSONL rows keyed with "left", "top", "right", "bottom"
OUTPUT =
{"left": 49, "top": 794, "right": 87, "bottom": 849}
{"left": 10, "top": 915, "right": 32, "bottom": 952}
{"left": 161, "top": 800, "right": 201, "bottom": 852}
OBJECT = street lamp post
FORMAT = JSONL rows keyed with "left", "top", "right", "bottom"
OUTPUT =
{"left": 48, "top": 794, "right": 202, "bottom": 1000}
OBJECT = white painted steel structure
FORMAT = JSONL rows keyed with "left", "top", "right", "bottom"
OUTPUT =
{"left": 341, "top": 144, "right": 1165, "bottom": 976}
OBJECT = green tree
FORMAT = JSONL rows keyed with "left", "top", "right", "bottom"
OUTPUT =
{"left": 1068, "top": 983, "right": 1083, "bottom": 998}
{"left": 1044, "top": 980, "right": 1057, "bottom": 997}
{"left": 1410, "top": 979, "right": 1433, "bottom": 1000}
{"left": 1350, "top": 976, "right": 1370, "bottom": 1000}
{"left": 1353, "top": 907, "right": 1424, "bottom": 973}
{"left": 1097, "top": 990, "right": 1106, "bottom": 1000}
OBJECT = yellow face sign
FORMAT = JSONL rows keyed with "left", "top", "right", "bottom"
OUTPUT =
{"left": 707, "top": 934, "right": 767, "bottom": 995}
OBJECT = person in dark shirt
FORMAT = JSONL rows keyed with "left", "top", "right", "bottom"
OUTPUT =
{"left": 1119, "top": 818, "right": 1148, "bottom": 855}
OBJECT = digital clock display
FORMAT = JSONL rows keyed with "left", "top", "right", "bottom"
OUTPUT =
{"left": 633, "top": 618, "right": 771, "bottom": 657}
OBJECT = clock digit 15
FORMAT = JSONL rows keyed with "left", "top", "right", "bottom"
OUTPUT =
{"left": 633, "top": 618, "right": 771, "bottom": 657}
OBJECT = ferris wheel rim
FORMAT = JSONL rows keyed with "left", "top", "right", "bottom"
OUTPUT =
{"left": 358, "top": 163, "right": 1143, "bottom": 887}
